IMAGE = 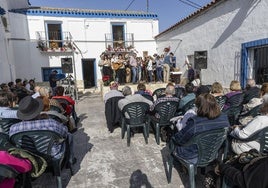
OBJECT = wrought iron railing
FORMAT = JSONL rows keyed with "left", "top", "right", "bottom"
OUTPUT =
{"left": 104, "top": 33, "right": 134, "bottom": 51}
{"left": 36, "top": 31, "right": 74, "bottom": 52}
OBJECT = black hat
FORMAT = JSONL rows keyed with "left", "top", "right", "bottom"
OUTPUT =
{"left": 17, "top": 96, "right": 44, "bottom": 120}
{"left": 52, "top": 70, "right": 58, "bottom": 73}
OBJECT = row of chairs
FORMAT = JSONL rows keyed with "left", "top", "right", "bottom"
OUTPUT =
{"left": 0, "top": 118, "right": 73, "bottom": 188}
{"left": 120, "top": 100, "right": 179, "bottom": 146}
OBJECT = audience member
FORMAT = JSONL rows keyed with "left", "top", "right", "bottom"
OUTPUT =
{"left": 230, "top": 103, "right": 268, "bottom": 154}
{"left": 134, "top": 83, "right": 152, "bottom": 96}
{"left": 150, "top": 84, "right": 179, "bottom": 118}
{"left": 0, "top": 94, "right": 18, "bottom": 119}
{"left": 118, "top": 86, "right": 153, "bottom": 118}
{"left": 175, "top": 85, "right": 210, "bottom": 131}
{"left": 15, "top": 78, "right": 30, "bottom": 102}
{"left": 173, "top": 93, "right": 229, "bottom": 162}
{"left": 9, "top": 96, "right": 76, "bottom": 163}
{"left": 243, "top": 78, "right": 260, "bottom": 104}
{"left": 103, "top": 81, "right": 124, "bottom": 103}
{"left": 211, "top": 82, "right": 226, "bottom": 110}
{"left": 52, "top": 86, "right": 79, "bottom": 124}
{"left": 223, "top": 80, "right": 243, "bottom": 110}
{"left": 178, "top": 82, "right": 195, "bottom": 109}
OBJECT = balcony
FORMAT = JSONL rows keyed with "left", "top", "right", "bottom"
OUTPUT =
{"left": 36, "top": 31, "right": 75, "bottom": 53}
{"left": 104, "top": 33, "right": 134, "bottom": 52}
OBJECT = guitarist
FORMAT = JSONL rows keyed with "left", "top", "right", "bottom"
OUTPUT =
{"left": 115, "top": 54, "right": 126, "bottom": 85}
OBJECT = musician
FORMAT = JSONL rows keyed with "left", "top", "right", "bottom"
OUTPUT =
{"left": 129, "top": 53, "right": 138, "bottom": 84}
{"left": 113, "top": 54, "right": 126, "bottom": 85}
{"left": 111, "top": 53, "right": 118, "bottom": 81}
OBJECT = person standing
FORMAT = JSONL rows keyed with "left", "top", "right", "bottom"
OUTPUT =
{"left": 163, "top": 52, "right": 171, "bottom": 83}
{"left": 49, "top": 70, "right": 58, "bottom": 96}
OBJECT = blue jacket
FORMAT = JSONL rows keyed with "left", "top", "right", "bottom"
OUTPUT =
{"left": 174, "top": 113, "right": 230, "bottom": 160}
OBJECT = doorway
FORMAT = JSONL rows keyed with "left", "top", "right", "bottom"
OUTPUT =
{"left": 82, "top": 59, "right": 96, "bottom": 88}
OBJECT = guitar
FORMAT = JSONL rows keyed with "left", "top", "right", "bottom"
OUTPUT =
{"left": 112, "top": 61, "right": 124, "bottom": 70}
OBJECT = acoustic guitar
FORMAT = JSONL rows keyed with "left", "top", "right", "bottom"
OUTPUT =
{"left": 112, "top": 61, "right": 124, "bottom": 70}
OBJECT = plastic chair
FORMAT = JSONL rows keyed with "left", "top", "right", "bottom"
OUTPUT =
{"left": 238, "top": 104, "right": 262, "bottom": 120}
{"left": 10, "top": 130, "right": 73, "bottom": 188}
{"left": 150, "top": 101, "right": 179, "bottom": 145}
{"left": 152, "top": 88, "right": 166, "bottom": 100}
{"left": 168, "top": 127, "right": 228, "bottom": 188}
{"left": 230, "top": 126, "right": 268, "bottom": 155}
{"left": 121, "top": 102, "right": 150, "bottom": 146}
{"left": 175, "top": 87, "right": 185, "bottom": 99}
{"left": 0, "top": 118, "right": 21, "bottom": 134}
{"left": 141, "top": 94, "right": 154, "bottom": 102}
{"left": 222, "top": 105, "right": 243, "bottom": 125}
{"left": 225, "top": 93, "right": 244, "bottom": 108}
{"left": 177, "top": 99, "right": 195, "bottom": 116}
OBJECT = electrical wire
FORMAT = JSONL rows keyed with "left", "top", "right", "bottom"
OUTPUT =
{"left": 184, "top": 0, "right": 202, "bottom": 8}
{"left": 125, "top": 0, "right": 136, "bottom": 11}
{"left": 177, "top": 0, "right": 200, "bottom": 9}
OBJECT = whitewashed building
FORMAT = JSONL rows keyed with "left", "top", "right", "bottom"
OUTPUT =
{"left": 155, "top": 0, "right": 268, "bottom": 88}
{"left": 0, "top": 0, "right": 30, "bottom": 83}
{"left": 0, "top": 0, "right": 159, "bottom": 89}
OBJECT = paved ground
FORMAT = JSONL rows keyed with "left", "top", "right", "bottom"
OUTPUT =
{"left": 31, "top": 92, "right": 206, "bottom": 188}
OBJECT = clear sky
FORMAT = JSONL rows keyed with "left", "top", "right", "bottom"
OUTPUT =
{"left": 29, "top": 0, "right": 212, "bottom": 32}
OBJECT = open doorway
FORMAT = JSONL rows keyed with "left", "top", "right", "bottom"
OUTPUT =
{"left": 82, "top": 59, "right": 96, "bottom": 88}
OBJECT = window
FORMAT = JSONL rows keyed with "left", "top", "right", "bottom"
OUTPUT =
{"left": 46, "top": 23, "right": 63, "bottom": 48}
{"left": 112, "top": 24, "right": 124, "bottom": 48}
{"left": 254, "top": 46, "right": 268, "bottom": 84}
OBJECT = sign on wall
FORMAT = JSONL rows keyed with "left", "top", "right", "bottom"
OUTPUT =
{"left": 61, "top": 58, "right": 73, "bottom": 73}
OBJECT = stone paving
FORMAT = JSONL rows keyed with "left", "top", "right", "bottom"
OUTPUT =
{"left": 31, "top": 92, "right": 206, "bottom": 188}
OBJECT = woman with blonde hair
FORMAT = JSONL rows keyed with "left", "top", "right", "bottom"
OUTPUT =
{"left": 211, "top": 82, "right": 226, "bottom": 110}
{"left": 223, "top": 80, "right": 243, "bottom": 110}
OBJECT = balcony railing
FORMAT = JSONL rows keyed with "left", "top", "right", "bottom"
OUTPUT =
{"left": 36, "top": 31, "right": 75, "bottom": 52}
{"left": 104, "top": 33, "right": 134, "bottom": 51}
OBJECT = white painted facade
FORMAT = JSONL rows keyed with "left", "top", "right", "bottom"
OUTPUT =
{"left": 0, "top": 0, "right": 29, "bottom": 83}
{"left": 1, "top": 4, "right": 159, "bottom": 89}
{"left": 155, "top": 0, "right": 268, "bottom": 88}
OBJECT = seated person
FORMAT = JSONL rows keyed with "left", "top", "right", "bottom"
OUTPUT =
{"left": 230, "top": 103, "right": 268, "bottom": 154}
{"left": 118, "top": 86, "right": 153, "bottom": 118}
{"left": 211, "top": 82, "right": 226, "bottom": 110}
{"left": 178, "top": 82, "right": 195, "bottom": 110}
{"left": 134, "top": 83, "right": 152, "bottom": 96}
{"left": 38, "top": 96, "right": 76, "bottom": 133}
{"left": 39, "top": 86, "right": 65, "bottom": 114}
{"left": 52, "top": 86, "right": 79, "bottom": 124}
{"left": 173, "top": 93, "right": 229, "bottom": 162}
{"left": 150, "top": 84, "right": 179, "bottom": 118}
{"left": 175, "top": 85, "right": 210, "bottom": 131}
{"left": 9, "top": 96, "right": 75, "bottom": 163}
{"left": 103, "top": 81, "right": 124, "bottom": 103}
{"left": 242, "top": 79, "right": 260, "bottom": 104}
{"left": 14, "top": 78, "right": 31, "bottom": 102}
{"left": 0, "top": 93, "right": 18, "bottom": 119}
{"left": 223, "top": 80, "right": 243, "bottom": 110}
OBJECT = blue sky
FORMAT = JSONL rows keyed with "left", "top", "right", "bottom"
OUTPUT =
{"left": 29, "top": 0, "right": 212, "bottom": 32}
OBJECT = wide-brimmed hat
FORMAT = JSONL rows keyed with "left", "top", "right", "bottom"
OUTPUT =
{"left": 17, "top": 96, "right": 44, "bottom": 121}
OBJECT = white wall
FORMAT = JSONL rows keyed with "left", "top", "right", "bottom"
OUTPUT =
{"left": 23, "top": 14, "right": 158, "bottom": 88}
{"left": 156, "top": 0, "right": 268, "bottom": 88}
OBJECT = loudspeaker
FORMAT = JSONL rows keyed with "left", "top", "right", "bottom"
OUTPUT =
{"left": 61, "top": 58, "right": 73, "bottom": 73}
{"left": 194, "top": 51, "right": 207, "bottom": 69}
